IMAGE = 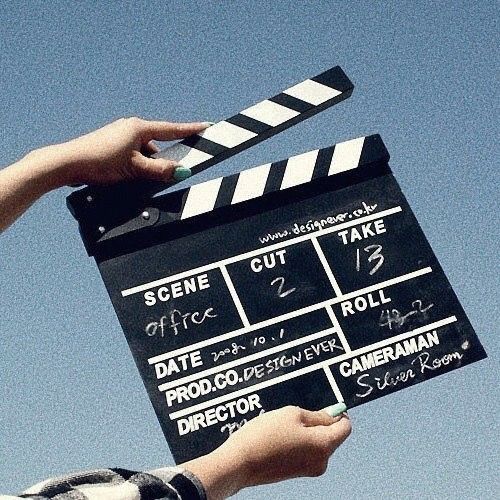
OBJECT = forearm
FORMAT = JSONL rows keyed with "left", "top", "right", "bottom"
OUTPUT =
{"left": 0, "top": 145, "right": 69, "bottom": 232}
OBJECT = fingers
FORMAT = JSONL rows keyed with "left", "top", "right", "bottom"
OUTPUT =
{"left": 131, "top": 153, "right": 179, "bottom": 182}
{"left": 140, "top": 119, "right": 213, "bottom": 142}
{"left": 299, "top": 408, "right": 337, "bottom": 427}
{"left": 322, "top": 402, "right": 347, "bottom": 418}
{"left": 313, "top": 414, "right": 352, "bottom": 450}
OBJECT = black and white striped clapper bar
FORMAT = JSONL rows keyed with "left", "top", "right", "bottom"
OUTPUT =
{"left": 67, "top": 66, "right": 486, "bottom": 464}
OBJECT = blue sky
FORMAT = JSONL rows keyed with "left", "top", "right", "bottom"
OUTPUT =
{"left": 1, "top": 1, "right": 498, "bottom": 497}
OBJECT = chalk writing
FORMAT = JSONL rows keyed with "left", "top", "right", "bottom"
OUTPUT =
{"left": 356, "top": 244, "right": 384, "bottom": 275}
{"left": 355, "top": 348, "right": 464, "bottom": 398}
{"left": 270, "top": 277, "right": 296, "bottom": 298}
{"left": 211, "top": 342, "right": 246, "bottom": 363}
{"left": 243, "top": 338, "right": 343, "bottom": 383}
{"left": 251, "top": 328, "right": 285, "bottom": 347}
{"left": 379, "top": 299, "right": 434, "bottom": 331}
{"left": 220, "top": 409, "right": 266, "bottom": 436}
{"left": 356, "top": 368, "right": 415, "bottom": 397}
{"left": 411, "top": 350, "right": 463, "bottom": 373}
{"left": 145, "top": 307, "right": 217, "bottom": 337}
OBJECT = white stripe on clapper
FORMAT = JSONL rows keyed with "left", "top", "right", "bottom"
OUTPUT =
{"left": 231, "top": 163, "right": 272, "bottom": 204}
{"left": 329, "top": 137, "right": 365, "bottom": 175}
{"left": 155, "top": 142, "right": 213, "bottom": 169}
{"left": 323, "top": 364, "right": 345, "bottom": 402}
{"left": 241, "top": 99, "right": 300, "bottom": 127}
{"left": 280, "top": 149, "right": 318, "bottom": 190}
{"left": 181, "top": 177, "right": 223, "bottom": 220}
{"left": 220, "top": 265, "right": 250, "bottom": 327}
{"left": 283, "top": 79, "right": 342, "bottom": 105}
{"left": 198, "top": 121, "right": 257, "bottom": 148}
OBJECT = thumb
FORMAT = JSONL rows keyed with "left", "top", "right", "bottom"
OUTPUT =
{"left": 131, "top": 153, "right": 180, "bottom": 182}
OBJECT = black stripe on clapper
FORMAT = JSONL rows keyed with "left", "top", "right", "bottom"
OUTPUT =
{"left": 358, "top": 134, "right": 390, "bottom": 165}
{"left": 263, "top": 159, "right": 288, "bottom": 194}
{"left": 312, "top": 66, "right": 353, "bottom": 93}
{"left": 226, "top": 113, "right": 271, "bottom": 135}
{"left": 311, "top": 146, "right": 335, "bottom": 179}
{"left": 181, "top": 135, "right": 228, "bottom": 157}
{"left": 214, "top": 174, "right": 239, "bottom": 209}
{"left": 269, "top": 93, "right": 312, "bottom": 113}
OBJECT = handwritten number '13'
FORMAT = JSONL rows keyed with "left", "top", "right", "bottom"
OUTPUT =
{"left": 356, "top": 244, "right": 384, "bottom": 275}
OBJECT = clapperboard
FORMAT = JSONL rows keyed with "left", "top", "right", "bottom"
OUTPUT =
{"left": 67, "top": 66, "right": 486, "bottom": 463}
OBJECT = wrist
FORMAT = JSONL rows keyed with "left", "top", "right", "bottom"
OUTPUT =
{"left": 182, "top": 447, "right": 248, "bottom": 500}
{"left": 22, "top": 143, "right": 76, "bottom": 190}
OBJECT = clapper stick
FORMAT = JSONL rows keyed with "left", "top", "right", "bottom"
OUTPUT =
{"left": 67, "top": 68, "right": 486, "bottom": 465}
{"left": 68, "top": 66, "right": 353, "bottom": 240}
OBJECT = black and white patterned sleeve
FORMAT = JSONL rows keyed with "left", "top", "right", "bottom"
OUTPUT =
{"left": 1, "top": 466, "right": 207, "bottom": 500}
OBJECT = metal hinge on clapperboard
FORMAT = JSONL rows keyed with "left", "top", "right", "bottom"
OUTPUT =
{"left": 67, "top": 66, "right": 388, "bottom": 257}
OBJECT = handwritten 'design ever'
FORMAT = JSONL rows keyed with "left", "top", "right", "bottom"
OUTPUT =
{"left": 67, "top": 69, "right": 486, "bottom": 463}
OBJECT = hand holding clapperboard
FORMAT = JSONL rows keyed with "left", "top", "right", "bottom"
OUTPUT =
{"left": 67, "top": 67, "right": 486, "bottom": 463}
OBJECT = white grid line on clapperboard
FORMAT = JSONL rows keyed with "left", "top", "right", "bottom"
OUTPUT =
{"left": 310, "top": 237, "right": 343, "bottom": 296}
{"left": 121, "top": 206, "right": 403, "bottom": 297}
{"left": 220, "top": 265, "right": 250, "bottom": 328}
{"left": 309, "top": 237, "right": 351, "bottom": 353}
{"left": 168, "top": 315, "right": 458, "bottom": 420}
{"left": 156, "top": 266, "right": 433, "bottom": 391}
{"left": 149, "top": 266, "right": 433, "bottom": 365}
{"left": 325, "top": 304, "right": 351, "bottom": 353}
{"left": 323, "top": 365, "right": 345, "bottom": 403}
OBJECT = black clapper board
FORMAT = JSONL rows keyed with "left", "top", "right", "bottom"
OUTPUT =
{"left": 67, "top": 67, "right": 486, "bottom": 464}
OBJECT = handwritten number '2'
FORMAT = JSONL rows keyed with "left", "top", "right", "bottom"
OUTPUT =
{"left": 356, "top": 244, "right": 384, "bottom": 275}
{"left": 270, "top": 277, "right": 296, "bottom": 298}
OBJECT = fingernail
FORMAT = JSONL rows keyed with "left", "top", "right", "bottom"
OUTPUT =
{"left": 324, "top": 402, "right": 347, "bottom": 417}
{"left": 202, "top": 121, "right": 216, "bottom": 127}
{"left": 173, "top": 166, "right": 192, "bottom": 181}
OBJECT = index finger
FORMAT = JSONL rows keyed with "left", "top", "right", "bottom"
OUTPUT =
{"left": 313, "top": 414, "right": 352, "bottom": 451}
{"left": 141, "top": 120, "right": 212, "bottom": 141}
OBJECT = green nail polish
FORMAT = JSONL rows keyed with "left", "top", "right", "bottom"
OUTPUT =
{"left": 324, "top": 402, "right": 347, "bottom": 417}
{"left": 173, "top": 166, "right": 192, "bottom": 181}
